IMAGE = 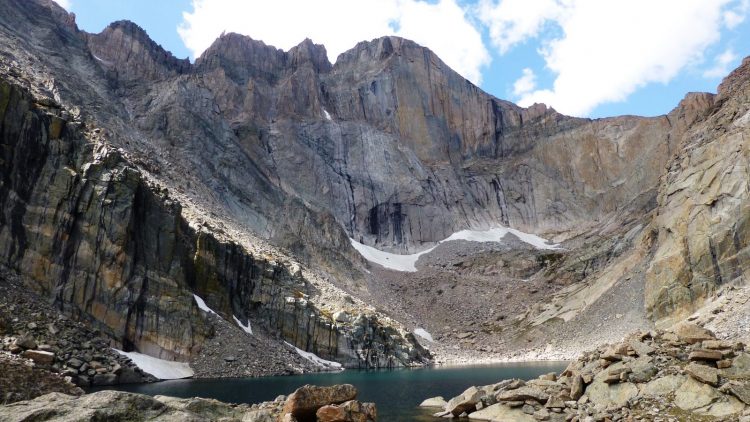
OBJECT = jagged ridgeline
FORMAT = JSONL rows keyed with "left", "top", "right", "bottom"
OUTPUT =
{"left": 1, "top": 0, "right": 750, "bottom": 380}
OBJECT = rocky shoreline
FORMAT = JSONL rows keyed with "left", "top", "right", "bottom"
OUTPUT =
{"left": 0, "top": 382, "right": 375, "bottom": 422}
{"left": 422, "top": 323, "right": 750, "bottom": 421}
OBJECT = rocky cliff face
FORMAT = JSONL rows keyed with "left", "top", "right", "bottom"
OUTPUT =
{"left": 644, "top": 64, "right": 750, "bottom": 323}
{"left": 2, "top": 0, "right": 750, "bottom": 373}
{"left": 0, "top": 75, "right": 428, "bottom": 368}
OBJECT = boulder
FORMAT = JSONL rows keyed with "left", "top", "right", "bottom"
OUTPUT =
{"left": 685, "top": 363, "right": 719, "bottom": 386}
{"left": 496, "top": 386, "right": 549, "bottom": 403}
{"left": 315, "top": 400, "right": 376, "bottom": 422}
{"left": 280, "top": 384, "right": 357, "bottom": 422}
{"left": 638, "top": 375, "right": 687, "bottom": 397}
{"left": 586, "top": 380, "right": 638, "bottom": 408}
{"left": 673, "top": 323, "right": 715, "bottom": 344}
{"left": 14, "top": 336, "right": 37, "bottom": 350}
{"left": 468, "top": 403, "right": 536, "bottom": 421}
{"left": 628, "top": 358, "right": 657, "bottom": 383}
{"left": 446, "top": 386, "right": 484, "bottom": 416}
{"left": 21, "top": 350, "right": 54, "bottom": 365}
{"left": 570, "top": 375, "right": 585, "bottom": 400}
{"left": 419, "top": 396, "right": 448, "bottom": 408}
{"left": 720, "top": 381, "right": 750, "bottom": 405}
{"left": 722, "top": 353, "right": 750, "bottom": 379}
{"left": 674, "top": 377, "right": 721, "bottom": 411}
{"left": 628, "top": 339, "right": 654, "bottom": 357}
{"left": 689, "top": 349, "right": 723, "bottom": 361}
{"left": 332, "top": 311, "right": 352, "bottom": 324}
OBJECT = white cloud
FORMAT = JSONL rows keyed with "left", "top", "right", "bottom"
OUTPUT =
{"left": 480, "top": 0, "right": 744, "bottom": 116}
{"left": 704, "top": 48, "right": 739, "bottom": 78}
{"left": 54, "top": 0, "right": 71, "bottom": 10}
{"left": 477, "top": 0, "right": 562, "bottom": 54}
{"left": 724, "top": 0, "right": 750, "bottom": 28}
{"left": 512, "top": 67, "right": 536, "bottom": 96}
{"left": 178, "top": 0, "right": 490, "bottom": 85}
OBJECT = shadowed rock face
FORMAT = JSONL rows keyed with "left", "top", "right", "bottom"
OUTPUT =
{"left": 1, "top": 0, "right": 750, "bottom": 370}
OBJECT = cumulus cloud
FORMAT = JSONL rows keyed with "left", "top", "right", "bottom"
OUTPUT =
{"left": 177, "top": 0, "right": 490, "bottom": 85}
{"left": 512, "top": 68, "right": 536, "bottom": 96}
{"left": 724, "top": 0, "right": 750, "bottom": 28}
{"left": 704, "top": 48, "right": 739, "bottom": 78}
{"left": 477, "top": 0, "right": 561, "bottom": 54}
{"left": 54, "top": 0, "right": 71, "bottom": 10}
{"left": 481, "top": 0, "right": 744, "bottom": 116}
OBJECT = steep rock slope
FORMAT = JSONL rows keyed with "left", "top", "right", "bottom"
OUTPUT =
{"left": 645, "top": 60, "right": 750, "bottom": 324}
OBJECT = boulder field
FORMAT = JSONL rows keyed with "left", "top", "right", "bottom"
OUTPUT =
{"left": 422, "top": 323, "right": 750, "bottom": 421}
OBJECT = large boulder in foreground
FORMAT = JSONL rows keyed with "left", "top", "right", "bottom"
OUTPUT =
{"left": 280, "top": 384, "right": 358, "bottom": 421}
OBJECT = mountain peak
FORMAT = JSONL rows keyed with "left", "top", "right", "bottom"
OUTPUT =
{"left": 86, "top": 19, "right": 189, "bottom": 83}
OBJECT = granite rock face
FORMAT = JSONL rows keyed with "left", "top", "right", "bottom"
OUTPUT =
{"left": 644, "top": 62, "right": 750, "bottom": 323}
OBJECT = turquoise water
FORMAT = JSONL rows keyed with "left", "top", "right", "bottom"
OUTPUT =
{"left": 93, "top": 362, "right": 568, "bottom": 421}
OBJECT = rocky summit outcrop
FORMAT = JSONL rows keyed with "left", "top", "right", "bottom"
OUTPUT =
{"left": 424, "top": 323, "right": 750, "bottom": 421}
{"left": 0, "top": 384, "right": 376, "bottom": 422}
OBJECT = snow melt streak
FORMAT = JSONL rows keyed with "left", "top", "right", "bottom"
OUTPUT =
{"left": 285, "top": 342, "right": 343, "bottom": 370}
{"left": 193, "top": 294, "right": 216, "bottom": 314}
{"left": 113, "top": 349, "right": 193, "bottom": 380}
{"left": 233, "top": 315, "right": 253, "bottom": 335}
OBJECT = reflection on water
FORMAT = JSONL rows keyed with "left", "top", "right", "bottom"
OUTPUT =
{"left": 92, "top": 361, "right": 568, "bottom": 421}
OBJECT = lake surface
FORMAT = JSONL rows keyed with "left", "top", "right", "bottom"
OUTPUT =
{"left": 93, "top": 362, "right": 568, "bottom": 421}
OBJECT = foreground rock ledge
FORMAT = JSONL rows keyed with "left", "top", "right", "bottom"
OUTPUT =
{"left": 0, "top": 384, "right": 375, "bottom": 422}
{"left": 422, "top": 324, "right": 750, "bottom": 421}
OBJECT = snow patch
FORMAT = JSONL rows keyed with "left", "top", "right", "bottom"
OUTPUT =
{"left": 350, "top": 226, "right": 559, "bottom": 272}
{"left": 193, "top": 294, "right": 216, "bottom": 314}
{"left": 284, "top": 341, "right": 343, "bottom": 370}
{"left": 414, "top": 328, "right": 434, "bottom": 342}
{"left": 233, "top": 315, "right": 253, "bottom": 335}
{"left": 323, "top": 109, "right": 332, "bottom": 120}
{"left": 113, "top": 349, "right": 193, "bottom": 380}
{"left": 350, "top": 240, "right": 435, "bottom": 272}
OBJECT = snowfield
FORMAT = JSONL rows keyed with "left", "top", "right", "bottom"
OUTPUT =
{"left": 350, "top": 226, "right": 560, "bottom": 272}
{"left": 113, "top": 349, "right": 194, "bottom": 379}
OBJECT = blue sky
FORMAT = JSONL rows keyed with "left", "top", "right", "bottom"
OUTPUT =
{"left": 61, "top": 0, "right": 750, "bottom": 118}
